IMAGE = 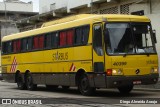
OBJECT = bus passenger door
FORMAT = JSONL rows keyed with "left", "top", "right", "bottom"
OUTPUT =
{"left": 93, "top": 23, "right": 105, "bottom": 88}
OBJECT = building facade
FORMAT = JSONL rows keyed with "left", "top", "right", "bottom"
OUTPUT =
{"left": 0, "top": 0, "right": 33, "bottom": 12}
{"left": 39, "top": 0, "right": 68, "bottom": 14}
{"left": 0, "top": 0, "right": 37, "bottom": 38}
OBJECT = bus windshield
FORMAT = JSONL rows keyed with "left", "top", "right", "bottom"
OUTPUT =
{"left": 105, "top": 22, "right": 156, "bottom": 55}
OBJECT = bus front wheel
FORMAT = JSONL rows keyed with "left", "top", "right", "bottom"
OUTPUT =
{"left": 78, "top": 74, "right": 95, "bottom": 96}
{"left": 17, "top": 73, "right": 26, "bottom": 90}
{"left": 118, "top": 85, "right": 133, "bottom": 94}
{"left": 26, "top": 73, "right": 37, "bottom": 91}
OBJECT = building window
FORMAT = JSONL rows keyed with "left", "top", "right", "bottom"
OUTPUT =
{"left": 100, "top": 6, "right": 118, "bottom": 14}
{"left": 120, "top": 4, "right": 131, "bottom": 14}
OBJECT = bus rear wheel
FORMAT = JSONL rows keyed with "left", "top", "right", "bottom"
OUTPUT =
{"left": 118, "top": 85, "right": 133, "bottom": 94}
{"left": 26, "top": 73, "right": 37, "bottom": 91}
{"left": 78, "top": 74, "right": 95, "bottom": 96}
{"left": 17, "top": 73, "right": 26, "bottom": 90}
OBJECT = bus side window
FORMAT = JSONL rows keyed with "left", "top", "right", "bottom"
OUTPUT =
{"left": 44, "top": 33, "right": 51, "bottom": 49}
{"left": 82, "top": 26, "right": 89, "bottom": 44}
{"left": 59, "top": 31, "right": 67, "bottom": 47}
{"left": 17, "top": 39, "right": 21, "bottom": 52}
{"left": 39, "top": 35, "right": 44, "bottom": 49}
{"left": 8, "top": 41, "right": 13, "bottom": 53}
{"left": 2, "top": 42, "right": 6, "bottom": 54}
{"left": 93, "top": 24, "right": 103, "bottom": 56}
{"left": 2, "top": 41, "right": 12, "bottom": 54}
{"left": 51, "top": 32, "right": 58, "bottom": 48}
{"left": 13, "top": 40, "right": 21, "bottom": 53}
{"left": 27, "top": 37, "right": 32, "bottom": 51}
{"left": 13, "top": 40, "right": 17, "bottom": 53}
{"left": 75, "top": 25, "right": 90, "bottom": 45}
{"left": 66, "top": 29, "right": 74, "bottom": 46}
{"left": 75, "top": 27, "right": 82, "bottom": 45}
{"left": 2, "top": 42, "right": 10, "bottom": 54}
{"left": 33, "top": 36, "right": 39, "bottom": 49}
{"left": 21, "top": 38, "right": 27, "bottom": 51}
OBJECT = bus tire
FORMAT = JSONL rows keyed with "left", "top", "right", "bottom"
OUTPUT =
{"left": 78, "top": 74, "right": 95, "bottom": 96}
{"left": 17, "top": 73, "right": 26, "bottom": 90}
{"left": 118, "top": 85, "right": 133, "bottom": 94}
{"left": 26, "top": 73, "right": 37, "bottom": 91}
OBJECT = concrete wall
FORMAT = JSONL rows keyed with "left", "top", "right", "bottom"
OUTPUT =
{"left": 0, "top": 1, "right": 33, "bottom": 12}
{"left": 67, "top": 0, "right": 90, "bottom": 12}
{"left": 39, "top": 0, "right": 55, "bottom": 13}
{"left": 39, "top": 0, "right": 91, "bottom": 13}
{"left": 1, "top": 22, "right": 19, "bottom": 38}
{"left": 39, "top": 0, "right": 67, "bottom": 14}
{"left": 151, "top": 0, "right": 160, "bottom": 14}
{"left": 54, "top": 0, "right": 68, "bottom": 10}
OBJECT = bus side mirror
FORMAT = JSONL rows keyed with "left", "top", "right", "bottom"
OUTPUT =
{"left": 152, "top": 30, "right": 157, "bottom": 43}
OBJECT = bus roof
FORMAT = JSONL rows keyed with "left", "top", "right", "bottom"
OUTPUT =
{"left": 41, "top": 14, "right": 94, "bottom": 27}
{"left": 2, "top": 14, "right": 150, "bottom": 42}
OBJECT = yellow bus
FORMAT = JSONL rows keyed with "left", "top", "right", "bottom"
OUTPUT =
{"left": 1, "top": 14, "right": 159, "bottom": 96}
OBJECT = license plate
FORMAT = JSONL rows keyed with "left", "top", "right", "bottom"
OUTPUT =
{"left": 133, "top": 80, "right": 141, "bottom": 85}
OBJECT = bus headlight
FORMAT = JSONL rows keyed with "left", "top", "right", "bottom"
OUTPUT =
{"left": 151, "top": 68, "right": 158, "bottom": 73}
{"left": 112, "top": 69, "right": 117, "bottom": 74}
{"left": 112, "top": 69, "right": 123, "bottom": 75}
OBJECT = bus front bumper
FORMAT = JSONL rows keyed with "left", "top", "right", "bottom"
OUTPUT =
{"left": 106, "top": 74, "right": 159, "bottom": 88}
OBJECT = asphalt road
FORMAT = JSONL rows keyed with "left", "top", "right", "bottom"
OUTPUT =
{"left": 0, "top": 81, "right": 160, "bottom": 107}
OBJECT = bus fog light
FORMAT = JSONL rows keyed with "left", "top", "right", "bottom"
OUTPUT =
{"left": 118, "top": 69, "right": 122, "bottom": 74}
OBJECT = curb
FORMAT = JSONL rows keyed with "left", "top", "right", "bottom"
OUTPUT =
{"left": 134, "top": 88, "right": 160, "bottom": 92}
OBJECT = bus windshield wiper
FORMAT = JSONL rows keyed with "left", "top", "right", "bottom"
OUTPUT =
{"left": 123, "top": 53, "right": 127, "bottom": 57}
{"left": 146, "top": 53, "right": 150, "bottom": 57}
